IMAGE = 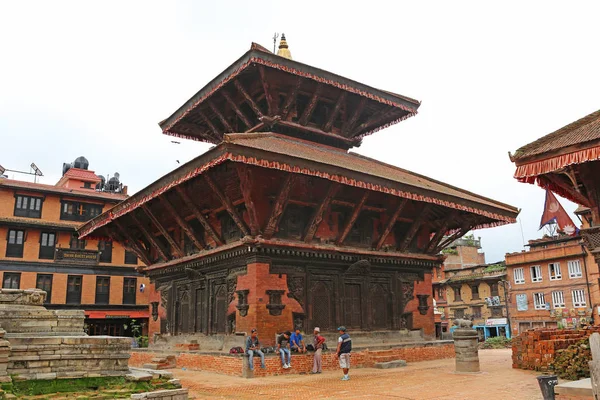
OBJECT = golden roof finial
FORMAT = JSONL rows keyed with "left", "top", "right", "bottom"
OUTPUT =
{"left": 277, "top": 33, "right": 292, "bottom": 60}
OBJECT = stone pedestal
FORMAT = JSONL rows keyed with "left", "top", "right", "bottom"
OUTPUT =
{"left": 453, "top": 327, "right": 480, "bottom": 373}
{"left": 0, "top": 329, "right": 11, "bottom": 383}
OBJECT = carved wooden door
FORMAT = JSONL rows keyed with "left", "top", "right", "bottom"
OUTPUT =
{"left": 371, "top": 283, "right": 389, "bottom": 329}
{"left": 312, "top": 281, "right": 333, "bottom": 330}
{"left": 174, "top": 300, "right": 180, "bottom": 335}
{"left": 344, "top": 283, "right": 362, "bottom": 329}
{"left": 195, "top": 288, "right": 204, "bottom": 333}
{"left": 213, "top": 284, "right": 227, "bottom": 333}
{"left": 180, "top": 291, "right": 190, "bottom": 333}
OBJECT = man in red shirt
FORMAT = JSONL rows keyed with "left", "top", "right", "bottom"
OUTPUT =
{"left": 311, "top": 327, "right": 326, "bottom": 374}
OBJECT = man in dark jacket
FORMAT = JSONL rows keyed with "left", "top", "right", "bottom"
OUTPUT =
{"left": 335, "top": 326, "right": 352, "bottom": 381}
{"left": 246, "top": 328, "right": 266, "bottom": 371}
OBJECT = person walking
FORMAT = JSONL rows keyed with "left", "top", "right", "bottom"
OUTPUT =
{"left": 335, "top": 326, "right": 352, "bottom": 381}
{"left": 277, "top": 331, "right": 292, "bottom": 369}
{"left": 311, "top": 327, "right": 326, "bottom": 374}
{"left": 245, "top": 328, "right": 266, "bottom": 371}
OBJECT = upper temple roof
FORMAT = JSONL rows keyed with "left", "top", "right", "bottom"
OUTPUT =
{"left": 159, "top": 43, "right": 421, "bottom": 150}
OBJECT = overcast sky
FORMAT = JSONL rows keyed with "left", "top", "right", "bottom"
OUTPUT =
{"left": 2, "top": 1, "right": 599, "bottom": 263}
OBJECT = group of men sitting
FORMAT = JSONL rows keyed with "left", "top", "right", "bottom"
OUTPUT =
{"left": 245, "top": 326, "right": 352, "bottom": 380}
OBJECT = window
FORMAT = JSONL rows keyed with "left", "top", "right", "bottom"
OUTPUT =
{"left": 490, "top": 283, "right": 499, "bottom": 297}
{"left": 516, "top": 293, "right": 528, "bottom": 311}
{"left": 36, "top": 274, "right": 53, "bottom": 303}
{"left": 454, "top": 309, "right": 465, "bottom": 319}
{"left": 2, "top": 272, "right": 20, "bottom": 289}
{"left": 549, "top": 263, "right": 562, "bottom": 280}
{"left": 573, "top": 289, "right": 587, "bottom": 308}
{"left": 6, "top": 229, "right": 25, "bottom": 258}
{"left": 14, "top": 195, "right": 42, "bottom": 218}
{"left": 60, "top": 201, "right": 103, "bottom": 222}
{"left": 436, "top": 267, "right": 441, "bottom": 279}
{"left": 69, "top": 236, "right": 86, "bottom": 250}
{"left": 123, "top": 278, "right": 137, "bottom": 305}
{"left": 437, "top": 287, "right": 445, "bottom": 299}
{"left": 39, "top": 232, "right": 56, "bottom": 259}
{"left": 66, "top": 275, "right": 82, "bottom": 304}
{"left": 568, "top": 260, "right": 583, "bottom": 278}
{"left": 124, "top": 250, "right": 138, "bottom": 265}
{"left": 471, "top": 284, "right": 480, "bottom": 300}
{"left": 513, "top": 268, "right": 525, "bottom": 284}
{"left": 95, "top": 277, "right": 110, "bottom": 304}
{"left": 471, "top": 306, "right": 482, "bottom": 318}
{"left": 453, "top": 286, "right": 462, "bottom": 302}
{"left": 552, "top": 291, "right": 565, "bottom": 308}
{"left": 98, "top": 240, "right": 112, "bottom": 263}
{"left": 531, "top": 265, "right": 542, "bottom": 282}
{"left": 534, "top": 292, "right": 546, "bottom": 310}
{"left": 491, "top": 307, "right": 503, "bottom": 317}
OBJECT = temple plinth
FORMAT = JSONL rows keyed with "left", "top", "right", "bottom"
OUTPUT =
{"left": 79, "top": 38, "right": 518, "bottom": 344}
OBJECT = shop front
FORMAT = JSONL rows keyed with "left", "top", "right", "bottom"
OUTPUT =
{"left": 473, "top": 318, "right": 510, "bottom": 340}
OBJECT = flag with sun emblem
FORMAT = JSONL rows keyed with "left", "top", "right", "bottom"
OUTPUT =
{"left": 539, "top": 189, "right": 579, "bottom": 235}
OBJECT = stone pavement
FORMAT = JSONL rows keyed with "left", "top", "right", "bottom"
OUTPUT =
{"left": 169, "top": 349, "right": 548, "bottom": 399}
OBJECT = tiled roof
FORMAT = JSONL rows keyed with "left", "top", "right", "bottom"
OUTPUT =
{"left": 0, "top": 179, "right": 128, "bottom": 201}
{"left": 0, "top": 216, "right": 80, "bottom": 230}
{"left": 225, "top": 133, "right": 517, "bottom": 215}
{"left": 62, "top": 168, "right": 101, "bottom": 182}
{"left": 512, "top": 109, "right": 600, "bottom": 160}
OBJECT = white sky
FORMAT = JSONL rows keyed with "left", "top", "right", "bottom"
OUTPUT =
{"left": 1, "top": 1, "right": 599, "bottom": 263}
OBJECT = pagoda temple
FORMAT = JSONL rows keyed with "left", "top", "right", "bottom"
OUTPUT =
{"left": 79, "top": 37, "right": 519, "bottom": 342}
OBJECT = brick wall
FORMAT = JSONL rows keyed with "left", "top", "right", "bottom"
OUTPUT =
{"left": 130, "top": 342, "right": 454, "bottom": 377}
{"left": 512, "top": 328, "right": 600, "bottom": 371}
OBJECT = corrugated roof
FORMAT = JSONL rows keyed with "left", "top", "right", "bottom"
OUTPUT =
{"left": 0, "top": 179, "right": 127, "bottom": 201}
{"left": 513, "top": 109, "right": 600, "bottom": 160}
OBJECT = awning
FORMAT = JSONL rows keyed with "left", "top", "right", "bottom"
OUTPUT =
{"left": 85, "top": 310, "right": 149, "bottom": 319}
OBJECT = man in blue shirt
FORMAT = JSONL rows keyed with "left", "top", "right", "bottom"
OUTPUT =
{"left": 245, "top": 328, "right": 266, "bottom": 371}
{"left": 335, "top": 326, "right": 352, "bottom": 381}
{"left": 289, "top": 328, "right": 306, "bottom": 353}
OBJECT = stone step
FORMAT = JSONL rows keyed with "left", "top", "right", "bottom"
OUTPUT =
{"left": 374, "top": 360, "right": 407, "bottom": 369}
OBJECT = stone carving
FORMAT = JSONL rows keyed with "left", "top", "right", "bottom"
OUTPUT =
{"left": 452, "top": 317, "right": 480, "bottom": 373}
{"left": 417, "top": 294, "right": 430, "bottom": 315}
{"left": 227, "top": 277, "right": 237, "bottom": 304}
{"left": 159, "top": 284, "right": 172, "bottom": 310}
{"left": 286, "top": 276, "right": 305, "bottom": 308}
{"left": 185, "top": 267, "right": 204, "bottom": 281}
{"left": 345, "top": 259, "right": 371, "bottom": 275}
{"left": 293, "top": 313, "right": 305, "bottom": 331}
{"left": 0, "top": 288, "right": 46, "bottom": 306}
{"left": 235, "top": 289, "right": 249, "bottom": 317}
{"left": 401, "top": 281, "right": 415, "bottom": 306}
{"left": 151, "top": 301, "right": 159, "bottom": 321}
{"left": 453, "top": 318, "right": 473, "bottom": 328}
{"left": 266, "top": 290, "right": 286, "bottom": 316}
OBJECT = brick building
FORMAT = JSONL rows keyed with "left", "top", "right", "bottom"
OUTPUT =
{"left": 0, "top": 157, "right": 149, "bottom": 336}
{"left": 433, "top": 236, "right": 510, "bottom": 340}
{"left": 505, "top": 235, "right": 594, "bottom": 337}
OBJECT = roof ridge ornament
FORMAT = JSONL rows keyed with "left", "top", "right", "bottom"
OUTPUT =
{"left": 277, "top": 33, "right": 292, "bottom": 60}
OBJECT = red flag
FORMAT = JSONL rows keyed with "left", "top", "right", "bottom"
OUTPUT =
{"left": 539, "top": 189, "right": 578, "bottom": 235}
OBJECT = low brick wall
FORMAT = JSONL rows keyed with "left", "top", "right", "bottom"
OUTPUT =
{"left": 512, "top": 328, "right": 600, "bottom": 371}
{"left": 131, "top": 388, "right": 188, "bottom": 400}
{"left": 131, "top": 341, "right": 454, "bottom": 377}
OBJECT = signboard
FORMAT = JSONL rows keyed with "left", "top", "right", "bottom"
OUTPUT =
{"left": 516, "top": 294, "right": 528, "bottom": 311}
{"left": 55, "top": 248, "right": 99, "bottom": 264}
{"left": 486, "top": 318, "right": 507, "bottom": 326}
{"left": 485, "top": 296, "right": 501, "bottom": 306}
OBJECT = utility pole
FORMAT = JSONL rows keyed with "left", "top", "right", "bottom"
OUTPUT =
{"left": 501, "top": 279, "right": 512, "bottom": 338}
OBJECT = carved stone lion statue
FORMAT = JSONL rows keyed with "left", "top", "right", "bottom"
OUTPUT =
{"left": 453, "top": 318, "right": 473, "bottom": 329}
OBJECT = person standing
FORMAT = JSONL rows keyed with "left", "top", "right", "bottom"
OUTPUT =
{"left": 277, "top": 331, "right": 292, "bottom": 369}
{"left": 311, "top": 327, "right": 326, "bottom": 374}
{"left": 335, "top": 326, "right": 352, "bottom": 381}
{"left": 290, "top": 328, "right": 306, "bottom": 353}
{"left": 245, "top": 328, "right": 266, "bottom": 371}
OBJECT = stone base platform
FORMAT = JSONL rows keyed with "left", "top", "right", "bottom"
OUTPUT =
{"left": 555, "top": 378, "right": 594, "bottom": 399}
{"left": 130, "top": 340, "right": 454, "bottom": 378}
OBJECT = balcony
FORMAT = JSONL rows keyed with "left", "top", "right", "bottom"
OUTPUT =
{"left": 55, "top": 248, "right": 100, "bottom": 265}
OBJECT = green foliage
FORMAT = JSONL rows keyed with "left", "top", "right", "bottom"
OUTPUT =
{"left": 483, "top": 263, "right": 506, "bottom": 273}
{"left": 480, "top": 336, "right": 512, "bottom": 349}
{"left": 441, "top": 248, "right": 458, "bottom": 255}
{"left": 137, "top": 335, "right": 149, "bottom": 348}
{"left": 550, "top": 338, "right": 591, "bottom": 380}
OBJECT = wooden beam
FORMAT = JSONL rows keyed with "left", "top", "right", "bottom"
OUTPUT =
{"left": 129, "top": 211, "right": 170, "bottom": 262}
{"left": 425, "top": 211, "right": 458, "bottom": 254}
{"left": 352, "top": 106, "right": 395, "bottom": 135}
{"left": 174, "top": 186, "right": 224, "bottom": 247}
{"left": 112, "top": 219, "right": 152, "bottom": 266}
{"left": 234, "top": 79, "right": 264, "bottom": 119}
{"left": 141, "top": 204, "right": 185, "bottom": 258}
{"left": 343, "top": 97, "right": 367, "bottom": 136}
{"left": 208, "top": 101, "right": 233, "bottom": 133}
{"left": 435, "top": 224, "right": 470, "bottom": 254}
{"left": 276, "top": 120, "right": 357, "bottom": 145}
{"left": 399, "top": 204, "right": 431, "bottom": 252}
{"left": 323, "top": 91, "right": 346, "bottom": 132}
{"left": 281, "top": 77, "right": 302, "bottom": 121}
{"left": 264, "top": 174, "right": 296, "bottom": 239}
{"left": 159, "top": 196, "right": 205, "bottom": 252}
{"left": 544, "top": 174, "right": 592, "bottom": 208}
{"left": 304, "top": 183, "right": 341, "bottom": 242}
{"left": 337, "top": 191, "right": 369, "bottom": 245}
{"left": 204, "top": 173, "right": 250, "bottom": 236}
{"left": 375, "top": 198, "right": 409, "bottom": 250}
{"left": 235, "top": 164, "right": 261, "bottom": 236}
{"left": 298, "top": 86, "right": 321, "bottom": 126}
{"left": 197, "top": 110, "right": 222, "bottom": 140}
{"left": 222, "top": 91, "right": 252, "bottom": 129}
{"left": 258, "top": 65, "right": 278, "bottom": 116}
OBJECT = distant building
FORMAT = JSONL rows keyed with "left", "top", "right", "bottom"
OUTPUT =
{"left": 505, "top": 234, "right": 594, "bottom": 336}
{"left": 0, "top": 157, "right": 150, "bottom": 337}
{"left": 433, "top": 235, "right": 510, "bottom": 340}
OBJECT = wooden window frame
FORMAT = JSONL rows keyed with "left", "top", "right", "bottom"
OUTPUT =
{"left": 39, "top": 232, "right": 56, "bottom": 260}
{"left": 2, "top": 272, "right": 21, "bottom": 289}
{"left": 123, "top": 278, "right": 137, "bottom": 305}
{"left": 6, "top": 229, "right": 25, "bottom": 258}
{"left": 36, "top": 274, "right": 53, "bottom": 303}
{"left": 14, "top": 195, "right": 43, "bottom": 218}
